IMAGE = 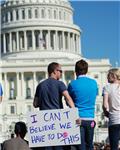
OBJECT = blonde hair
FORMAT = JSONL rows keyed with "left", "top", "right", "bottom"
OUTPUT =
{"left": 108, "top": 68, "right": 120, "bottom": 80}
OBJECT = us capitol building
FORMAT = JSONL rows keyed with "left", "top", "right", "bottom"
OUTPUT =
{"left": 0, "top": 0, "right": 111, "bottom": 143}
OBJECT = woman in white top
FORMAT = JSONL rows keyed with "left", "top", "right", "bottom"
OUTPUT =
{"left": 103, "top": 68, "right": 120, "bottom": 150}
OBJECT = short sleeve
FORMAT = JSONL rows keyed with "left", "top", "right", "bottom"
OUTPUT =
{"left": 35, "top": 85, "right": 39, "bottom": 97}
{"left": 59, "top": 81, "right": 67, "bottom": 93}
{"left": 102, "top": 84, "right": 109, "bottom": 95}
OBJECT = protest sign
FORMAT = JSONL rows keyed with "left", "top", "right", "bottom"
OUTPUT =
{"left": 27, "top": 108, "right": 81, "bottom": 147}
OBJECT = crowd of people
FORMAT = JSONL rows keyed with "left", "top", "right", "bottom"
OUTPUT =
{"left": 0, "top": 59, "right": 120, "bottom": 150}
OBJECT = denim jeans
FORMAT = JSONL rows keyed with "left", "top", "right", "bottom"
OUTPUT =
{"left": 74, "top": 120, "right": 96, "bottom": 150}
{"left": 109, "top": 124, "right": 120, "bottom": 150}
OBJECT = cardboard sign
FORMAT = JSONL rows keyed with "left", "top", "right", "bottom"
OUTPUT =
{"left": 27, "top": 108, "right": 81, "bottom": 147}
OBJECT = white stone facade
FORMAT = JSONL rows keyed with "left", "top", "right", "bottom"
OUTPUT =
{"left": 0, "top": 0, "right": 111, "bottom": 143}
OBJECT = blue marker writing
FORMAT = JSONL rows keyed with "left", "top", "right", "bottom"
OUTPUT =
{"left": 30, "top": 114, "right": 37, "bottom": 123}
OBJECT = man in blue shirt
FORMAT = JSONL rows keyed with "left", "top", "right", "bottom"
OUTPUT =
{"left": 0, "top": 83, "right": 3, "bottom": 103}
{"left": 68, "top": 59, "right": 98, "bottom": 150}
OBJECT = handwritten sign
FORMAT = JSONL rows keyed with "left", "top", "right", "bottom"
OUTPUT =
{"left": 27, "top": 108, "right": 81, "bottom": 148}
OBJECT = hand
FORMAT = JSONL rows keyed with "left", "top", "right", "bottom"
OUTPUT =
{"left": 76, "top": 118, "right": 81, "bottom": 125}
{"left": 104, "top": 110, "right": 109, "bottom": 118}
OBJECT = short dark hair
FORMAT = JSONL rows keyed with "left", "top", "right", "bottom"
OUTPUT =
{"left": 14, "top": 121, "right": 27, "bottom": 139}
{"left": 75, "top": 59, "right": 88, "bottom": 75}
{"left": 48, "top": 62, "right": 59, "bottom": 75}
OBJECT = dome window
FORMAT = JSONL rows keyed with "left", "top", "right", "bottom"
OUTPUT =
{"left": 59, "top": 11, "right": 61, "bottom": 20}
{"left": 28, "top": 9, "right": 32, "bottom": 19}
{"left": 5, "top": 13, "right": 8, "bottom": 22}
{"left": 35, "top": 9, "right": 38, "bottom": 18}
{"left": 64, "top": 12, "right": 66, "bottom": 20}
{"left": 41, "top": 9, "right": 45, "bottom": 18}
{"left": 27, "top": 31, "right": 32, "bottom": 49}
{"left": 22, "top": 9, "right": 25, "bottom": 19}
{"left": 48, "top": 9, "right": 51, "bottom": 19}
{"left": 16, "top": 10, "right": 19, "bottom": 20}
{"left": 26, "top": 87, "right": 31, "bottom": 99}
{"left": 26, "top": 77, "right": 32, "bottom": 99}
{"left": 9, "top": 78, "right": 16, "bottom": 100}
{"left": 54, "top": 10, "right": 56, "bottom": 19}
{"left": 10, "top": 88, "right": 15, "bottom": 99}
{"left": 10, "top": 11, "right": 13, "bottom": 21}
{"left": 10, "top": 105, "right": 16, "bottom": 114}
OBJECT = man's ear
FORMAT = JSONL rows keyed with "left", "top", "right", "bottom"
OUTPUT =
{"left": 53, "top": 70, "right": 56, "bottom": 75}
{"left": 76, "top": 72, "right": 78, "bottom": 76}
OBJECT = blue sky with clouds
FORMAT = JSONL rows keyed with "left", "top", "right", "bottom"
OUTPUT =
{"left": 70, "top": 1, "right": 120, "bottom": 67}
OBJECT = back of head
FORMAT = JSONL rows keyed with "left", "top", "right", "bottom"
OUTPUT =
{"left": 75, "top": 59, "right": 88, "bottom": 76}
{"left": 48, "top": 62, "right": 59, "bottom": 76}
{"left": 108, "top": 68, "right": 120, "bottom": 83}
{"left": 14, "top": 121, "right": 27, "bottom": 139}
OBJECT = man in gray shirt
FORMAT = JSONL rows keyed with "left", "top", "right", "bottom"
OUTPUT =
{"left": 2, "top": 122, "right": 31, "bottom": 150}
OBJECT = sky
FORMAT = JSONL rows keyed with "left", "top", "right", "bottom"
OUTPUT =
{"left": 0, "top": 0, "right": 120, "bottom": 67}
{"left": 70, "top": 0, "right": 120, "bottom": 67}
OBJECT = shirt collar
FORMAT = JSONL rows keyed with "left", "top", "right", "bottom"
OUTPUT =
{"left": 77, "top": 75, "right": 87, "bottom": 79}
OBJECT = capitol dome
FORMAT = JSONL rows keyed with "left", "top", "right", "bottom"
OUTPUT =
{"left": 1, "top": 0, "right": 81, "bottom": 60}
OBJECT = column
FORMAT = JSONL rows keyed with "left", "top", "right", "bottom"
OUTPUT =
{"left": 46, "top": 30, "right": 48, "bottom": 50}
{"left": 13, "top": 9, "right": 16, "bottom": 21}
{"left": 62, "top": 31, "right": 65, "bottom": 51}
{"left": 39, "top": 8, "right": 41, "bottom": 18}
{"left": 39, "top": 30, "right": 43, "bottom": 50}
{"left": 73, "top": 34, "right": 75, "bottom": 52}
{"left": 101, "top": 72, "right": 107, "bottom": 86}
{"left": 19, "top": 32, "right": 24, "bottom": 50}
{"left": 4, "top": 73, "right": 8, "bottom": 99}
{"left": 25, "top": 8, "right": 28, "bottom": 20}
{"left": 16, "top": 31, "right": 19, "bottom": 52}
{"left": 76, "top": 35, "right": 78, "bottom": 53}
{"left": 55, "top": 31, "right": 58, "bottom": 51}
{"left": 32, "top": 8, "right": 35, "bottom": 19}
{"left": 33, "top": 72, "right": 37, "bottom": 93}
{"left": 24, "top": 31, "right": 27, "bottom": 51}
{"left": 21, "top": 72, "right": 25, "bottom": 99}
{"left": 79, "top": 35, "right": 81, "bottom": 54}
{"left": 75, "top": 34, "right": 77, "bottom": 52}
{"left": 68, "top": 32, "right": 70, "bottom": 52}
{"left": 19, "top": 9, "right": 22, "bottom": 20}
{"left": 62, "top": 71, "right": 67, "bottom": 108}
{"left": 8, "top": 12, "right": 10, "bottom": 22}
{"left": 16, "top": 72, "right": 20, "bottom": 99}
{"left": 12, "top": 33, "right": 16, "bottom": 51}
{"left": 3, "top": 34, "right": 6, "bottom": 54}
{"left": 47, "top": 30, "right": 50, "bottom": 50}
{"left": 32, "top": 30, "right": 35, "bottom": 50}
{"left": 9, "top": 32, "right": 12, "bottom": 52}
{"left": 53, "top": 31, "right": 56, "bottom": 50}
